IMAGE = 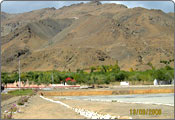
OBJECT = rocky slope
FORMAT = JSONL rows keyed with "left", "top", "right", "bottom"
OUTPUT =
{"left": 1, "top": 1, "right": 174, "bottom": 72}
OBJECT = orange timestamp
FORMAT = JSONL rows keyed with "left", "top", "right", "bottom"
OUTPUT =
{"left": 130, "top": 109, "right": 162, "bottom": 115}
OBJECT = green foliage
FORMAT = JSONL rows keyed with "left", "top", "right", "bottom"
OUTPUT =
{"left": 164, "top": 65, "right": 173, "bottom": 70}
{"left": 90, "top": 67, "right": 96, "bottom": 73}
{"left": 101, "top": 65, "right": 107, "bottom": 73}
{"left": 115, "top": 71, "right": 128, "bottom": 81}
{"left": 129, "top": 68, "right": 134, "bottom": 72}
{"left": 110, "top": 61, "right": 120, "bottom": 72}
{"left": 66, "top": 80, "right": 76, "bottom": 85}
{"left": 1, "top": 64, "right": 174, "bottom": 85}
{"left": 160, "top": 59, "right": 174, "bottom": 66}
{"left": 1, "top": 72, "right": 17, "bottom": 84}
{"left": 154, "top": 69, "right": 173, "bottom": 81}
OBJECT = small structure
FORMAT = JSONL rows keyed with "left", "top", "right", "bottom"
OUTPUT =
{"left": 120, "top": 81, "right": 129, "bottom": 86}
{"left": 153, "top": 79, "right": 158, "bottom": 85}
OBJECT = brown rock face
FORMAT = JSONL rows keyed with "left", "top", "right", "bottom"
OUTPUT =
{"left": 1, "top": 2, "right": 174, "bottom": 72}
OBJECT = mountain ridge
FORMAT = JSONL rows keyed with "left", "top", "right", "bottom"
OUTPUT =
{"left": 1, "top": 2, "right": 174, "bottom": 72}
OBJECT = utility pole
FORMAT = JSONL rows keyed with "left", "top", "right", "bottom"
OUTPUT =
{"left": 51, "top": 73, "right": 54, "bottom": 84}
{"left": 18, "top": 57, "right": 21, "bottom": 89}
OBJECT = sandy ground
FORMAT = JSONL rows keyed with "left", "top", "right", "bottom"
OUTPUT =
{"left": 49, "top": 96, "right": 174, "bottom": 119}
{"left": 9, "top": 94, "right": 174, "bottom": 119}
{"left": 1, "top": 96, "right": 21, "bottom": 113}
{"left": 13, "top": 95, "right": 84, "bottom": 119}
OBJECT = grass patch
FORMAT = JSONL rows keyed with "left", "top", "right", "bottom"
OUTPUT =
{"left": 8, "top": 89, "right": 34, "bottom": 96}
{"left": 2, "top": 89, "right": 36, "bottom": 102}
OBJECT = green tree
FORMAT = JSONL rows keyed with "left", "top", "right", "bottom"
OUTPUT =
{"left": 112, "top": 60, "right": 120, "bottom": 72}
{"left": 90, "top": 67, "right": 96, "bottom": 73}
{"left": 115, "top": 72, "right": 128, "bottom": 81}
{"left": 154, "top": 70, "right": 172, "bottom": 81}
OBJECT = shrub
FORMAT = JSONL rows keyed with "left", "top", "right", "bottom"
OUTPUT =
{"left": 10, "top": 104, "right": 18, "bottom": 112}
{"left": 107, "top": 73, "right": 115, "bottom": 82}
{"left": 115, "top": 72, "right": 128, "bottom": 81}
{"left": 155, "top": 70, "right": 172, "bottom": 81}
{"left": 90, "top": 67, "right": 96, "bottom": 73}
{"left": 17, "top": 96, "right": 29, "bottom": 105}
{"left": 2, "top": 112, "right": 13, "bottom": 119}
{"left": 17, "top": 100, "right": 24, "bottom": 105}
{"left": 128, "top": 73, "right": 141, "bottom": 81}
{"left": 129, "top": 68, "right": 134, "bottom": 72}
{"left": 165, "top": 66, "right": 173, "bottom": 70}
{"left": 104, "top": 79, "right": 110, "bottom": 84}
{"left": 67, "top": 80, "right": 76, "bottom": 85}
{"left": 112, "top": 100, "right": 117, "bottom": 102}
{"left": 87, "top": 79, "right": 95, "bottom": 85}
{"left": 23, "top": 96, "right": 29, "bottom": 102}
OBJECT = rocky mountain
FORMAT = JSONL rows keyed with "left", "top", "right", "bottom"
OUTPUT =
{"left": 1, "top": 1, "right": 174, "bottom": 72}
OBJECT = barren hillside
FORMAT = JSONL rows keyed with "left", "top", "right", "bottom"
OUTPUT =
{"left": 1, "top": 1, "right": 174, "bottom": 72}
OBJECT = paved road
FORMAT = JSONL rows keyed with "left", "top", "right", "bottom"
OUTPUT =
{"left": 57, "top": 93, "right": 174, "bottom": 106}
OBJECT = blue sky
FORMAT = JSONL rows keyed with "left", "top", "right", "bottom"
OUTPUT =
{"left": 1, "top": 1, "right": 174, "bottom": 14}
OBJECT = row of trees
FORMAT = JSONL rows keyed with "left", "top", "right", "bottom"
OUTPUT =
{"left": 1, "top": 64, "right": 174, "bottom": 86}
